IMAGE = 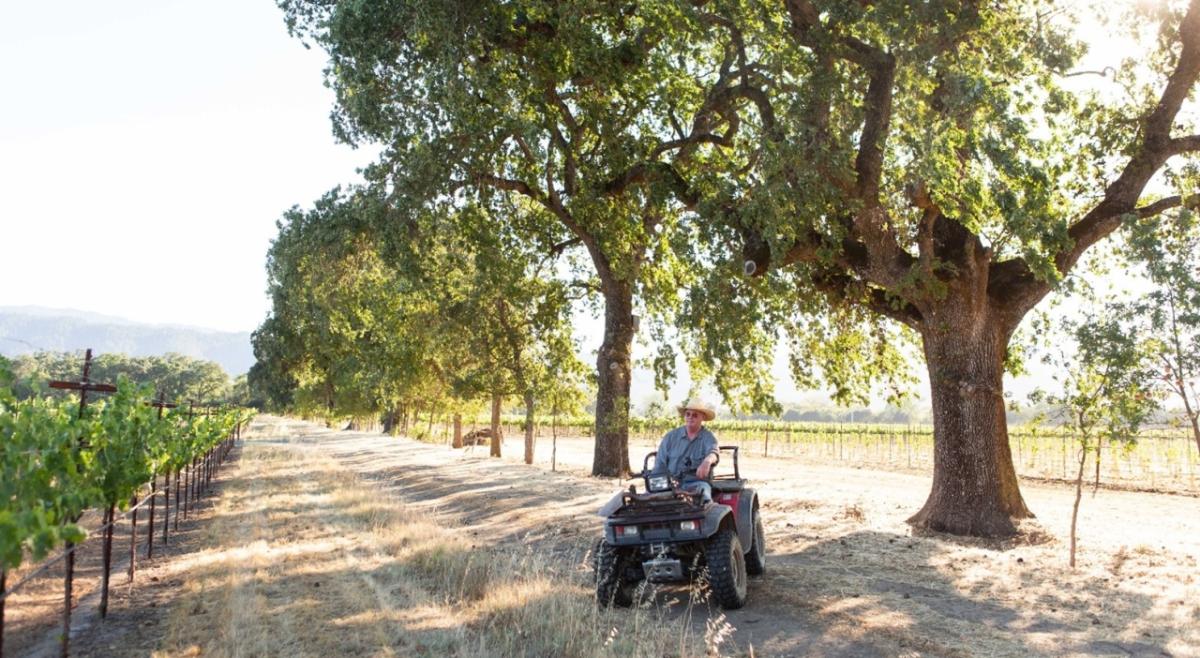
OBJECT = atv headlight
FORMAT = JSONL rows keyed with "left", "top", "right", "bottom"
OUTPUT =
{"left": 679, "top": 520, "right": 699, "bottom": 532}
{"left": 615, "top": 525, "right": 639, "bottom": 538}
{"left": 648, "top": 475, "right": 670, "bottom": 492}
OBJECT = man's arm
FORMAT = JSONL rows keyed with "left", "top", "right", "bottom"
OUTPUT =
{"left": 695, "top": 430, "right": 719, "bottom": 479}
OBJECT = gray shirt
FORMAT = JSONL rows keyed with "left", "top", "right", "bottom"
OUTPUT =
{"left": 651, "top": 426, "right": 719, "bottom": 483}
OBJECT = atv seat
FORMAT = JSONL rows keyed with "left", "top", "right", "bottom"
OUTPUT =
{"left": 711, "top": 479, "right": 744, "bottom": 493}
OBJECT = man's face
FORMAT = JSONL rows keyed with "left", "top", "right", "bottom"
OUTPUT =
{"left": 683, "top": 409, "right": 704, "bottom": 434}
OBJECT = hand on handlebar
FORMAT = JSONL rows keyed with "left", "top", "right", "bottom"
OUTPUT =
{"left": 695, "top": 460, "right": 712, "bottom": 480}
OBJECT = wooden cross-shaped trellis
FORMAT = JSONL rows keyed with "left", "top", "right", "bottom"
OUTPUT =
{"left": 48, "top": 347, "right": 117, "bottom": 421}
{"left": 46, "top": 349, "right": 116, "bottom": 658}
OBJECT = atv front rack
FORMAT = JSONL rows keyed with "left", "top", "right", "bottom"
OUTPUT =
{"left": 615, "top": 488, "right": 704, "bottom": 521}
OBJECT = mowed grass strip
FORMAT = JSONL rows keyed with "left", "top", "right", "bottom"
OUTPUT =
{"left": 151, "top": 442, "right": 712, "bottom": 658}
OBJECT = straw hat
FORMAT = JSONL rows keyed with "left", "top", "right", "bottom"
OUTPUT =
{"left": 677, "top": 398, "right": 716, "bottom": 422}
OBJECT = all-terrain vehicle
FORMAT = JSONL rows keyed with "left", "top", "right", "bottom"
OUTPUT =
{"left": 594, "top": 446, "right": 766, "bottom": 609}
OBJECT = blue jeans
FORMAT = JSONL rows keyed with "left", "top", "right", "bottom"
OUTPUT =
{"left": 681, "top": 480, "right": 712, "bottom": 503}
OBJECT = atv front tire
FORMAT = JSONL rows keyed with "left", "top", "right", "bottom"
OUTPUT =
{"left": 595, "top": 540, "right": 634, "bottom": 607}
{"left": 705, "top": 527, "right": 748, "bottom": 609}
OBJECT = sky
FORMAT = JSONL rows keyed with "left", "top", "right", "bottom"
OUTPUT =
{"left": 0, "top": 1, "right": 376, "bottom": 333}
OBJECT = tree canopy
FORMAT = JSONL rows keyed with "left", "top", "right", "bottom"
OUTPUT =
{"left": 252, "top": 185, "right": 588, "bottom": 446}
{"left": 272, "top": 0, "right": 1200, "bottom": 535}
{"left": 10, "top": 351, "right": 234, "bottom": 404}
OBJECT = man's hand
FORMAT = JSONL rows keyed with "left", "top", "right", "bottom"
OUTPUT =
{"left": 696, "top": 457, "right": 713, "bottom": 479}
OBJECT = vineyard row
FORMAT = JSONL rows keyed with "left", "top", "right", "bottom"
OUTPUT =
{"left": 375, "top": 413, "right": 1200, "bottom": 495}
{"left": 0, "top": 357, "right": 253, "bottom": 658}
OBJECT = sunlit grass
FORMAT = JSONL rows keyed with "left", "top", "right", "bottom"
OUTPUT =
{"left": 151, "top": 441, "right": 725, "bottom": 657}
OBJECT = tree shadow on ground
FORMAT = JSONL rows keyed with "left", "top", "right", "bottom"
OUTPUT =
{"left": 727, "top": 530, "right": 1171, "bottom": 657}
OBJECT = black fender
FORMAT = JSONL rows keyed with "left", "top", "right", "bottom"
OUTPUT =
{"left": 703, "top": 504, "right": 733, "bottom": 536}
{"left": 736, "top": 488, "right": 758, "bottom": 550}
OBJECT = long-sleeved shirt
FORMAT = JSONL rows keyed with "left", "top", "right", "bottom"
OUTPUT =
{"left": 651, "top": 426, "right": 719, "bottom": 483}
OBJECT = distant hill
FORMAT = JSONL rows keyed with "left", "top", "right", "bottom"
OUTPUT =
{"left": 0, "top": 306, "right": 253, "bottom": 375}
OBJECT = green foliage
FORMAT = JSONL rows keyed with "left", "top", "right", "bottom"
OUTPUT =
{"left": 1031, "top": 306, "right": 1159, "bottom": 451}
{"left": 249, "top": 314, "right": 299, "bottom": 411}
{"left": 0, "top": 360, "right": 249, "bottom": 571}
{"left": 9, "top": 351, "right": 235, "bottom": 404}
{"left": 89, "top": 378, "right": 163, "bottom": 507}
{"left": 256, "top": 187, "right": 426, "bottom": 419}
{"left": 253, "top": 185, "right": 590, "bottom": 426}
{"left": 277, "top": 0, "right": 744, "bottom": 458}
{"left": 276, "top": 0, "right": 1200, "bottom": 497}
{"left": 276, "top": 0, "right": 1200, "bottom": 412}
{"left": 1124, "top": 208, "right": 1200, "bottom": 447}
{"left": 0, "top": 367, "right": 93, "bottom": 568}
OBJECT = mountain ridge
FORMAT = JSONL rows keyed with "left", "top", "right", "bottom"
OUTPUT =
{"left": 0, "top": 306, "right": 254, "bottom": 375}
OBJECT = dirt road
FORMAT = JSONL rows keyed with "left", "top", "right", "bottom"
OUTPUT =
{"left": 255, "top": 417, "right": 1199, "bottom": 657}
{"left": 23, "top": 415, "right": 1199, "bottom": 657}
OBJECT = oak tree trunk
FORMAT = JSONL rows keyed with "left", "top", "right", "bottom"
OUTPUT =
{"left": 907, "top": 304, "right": 1032, "bottom": 537}
{"left": 490, "top": 393, "right": 502, "bottom": 458}
{"left": 523, "top": 390, "right": 535, "bottom": 465}
{"left": 1, "top": 568, "right": 6, "bottom": 658}
{"left": 452, "top": 413, "right": 463, "bottom": 449}
{"left": 592, "top": 283, "right": 634, "bottom": 477}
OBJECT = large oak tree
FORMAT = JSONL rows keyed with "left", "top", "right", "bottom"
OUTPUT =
{"left": 670, "top": 0, "right": 1200, "bottom": 535}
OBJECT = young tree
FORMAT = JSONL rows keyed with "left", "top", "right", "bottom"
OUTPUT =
{"left": 1125, "top": 211, "right": 1200, "bottom": 455}
{"left": 541, "top": 349, "right": 591, "bottom": 472}
{"left": 1032, "top": 309, "right": 1158, "bottom": 567}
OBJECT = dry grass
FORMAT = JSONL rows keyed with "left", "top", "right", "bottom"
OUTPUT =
{"left": 838, "top": 502, "right": 866, "bottom": 523}
{"left": 130, "top": 417, "right": 1200, "bottom": 657}
{"left": 148, "top": 442, "right": 721, "bottom": 658}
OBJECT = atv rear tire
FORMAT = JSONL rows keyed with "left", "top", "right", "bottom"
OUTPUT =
{"left": 745, "top": 507, "right": 766, "bottom": 576}
{"left": 594, "top": 540, "right": 634, "bottom": 607}
{"left": 704, "top": 527, "right": 747, "bottom": 609}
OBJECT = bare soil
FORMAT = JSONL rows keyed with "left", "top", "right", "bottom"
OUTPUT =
{"left": 7, "top": 416, "right": 1197, "bottom": 657}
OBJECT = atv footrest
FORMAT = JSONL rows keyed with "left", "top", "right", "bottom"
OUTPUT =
{"left": 642, "top": 557, "right": 684, "bottom": 582}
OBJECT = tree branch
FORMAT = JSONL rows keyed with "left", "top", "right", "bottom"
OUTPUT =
{"left": 651, "top": 133, "right": 732, "bottom": 159}
{"left": 601, "top": 161, "right": 700, "bottom": 208}
{"left": 1061, "top": 0, "right": 1200, "bottom": 262}
{"left": 855, "top": 52, "right": 896, "bottom": 203}
{"left": 1169, "top": 134, "right": 1200, "bottom": 156}
{"left": 810, "top": 267, "right": 924, "bottom": 328}
{"left": 549, "top": 237, "right": 582, "bottom": 258}
{"left": 999, "top": 0, "right": 1200, "bottom": 318}
{"left": 1141, "top": 194, "right": 1200, "bottom": 220}
{"left": 473, "top": 172, "right": 544, "bottom": 203}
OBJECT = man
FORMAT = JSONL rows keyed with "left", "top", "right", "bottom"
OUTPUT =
{"left": 595, "top": 398, "right": 720, "bottom": 516}
{"left": 651, "top": 398, "right": 719, "bottom": 502}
